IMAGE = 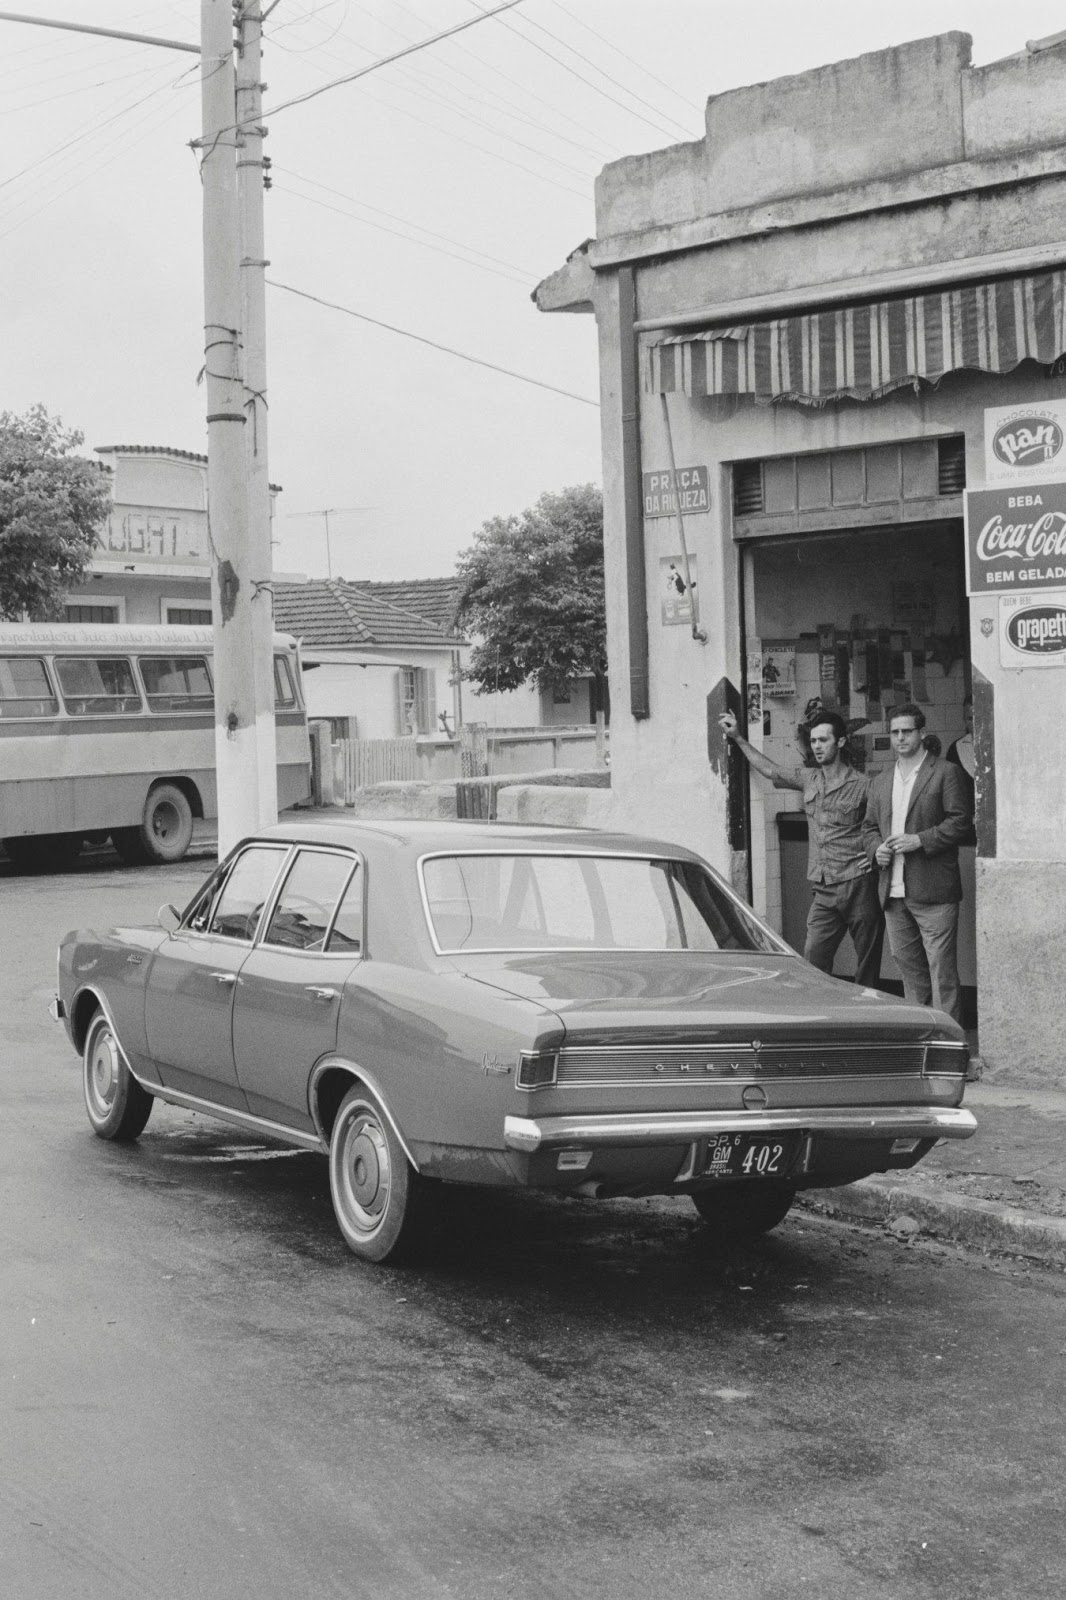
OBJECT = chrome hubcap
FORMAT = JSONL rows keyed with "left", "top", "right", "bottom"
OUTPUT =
{"left": 340, "top": 1112, "right": 390, "bottom": 1234}
{"left": 88, "top": 1029, "right": 119, "bottom": 1114}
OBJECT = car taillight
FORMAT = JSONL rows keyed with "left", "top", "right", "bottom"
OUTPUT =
{"left": 517, "top": 1050, "right": 558, "bottom": 1091}
{"left": 924, "top": 1043, "right": 969, "bottom": 1075}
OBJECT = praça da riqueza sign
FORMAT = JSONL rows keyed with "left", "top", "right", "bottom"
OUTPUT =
{"left": 964, "top": 479, "right": 1066, "bottom": 596}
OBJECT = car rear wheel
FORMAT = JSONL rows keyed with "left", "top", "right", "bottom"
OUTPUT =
{"left": 83, "top": 1011, "right": 154, "bottom": 1141}
{"left": 691, "top": 1182, "right": 796, "bottom": 1239}
{"left": 328, "top": 1087, "right": 425, "bottom": 1263}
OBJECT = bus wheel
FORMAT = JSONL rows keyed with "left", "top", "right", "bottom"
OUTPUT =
{"left": 139, "top": 784, "right": 194, "bottom": 864}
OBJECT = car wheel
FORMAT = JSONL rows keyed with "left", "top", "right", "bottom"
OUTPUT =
{"left": 139, "top": 785, "right": 194, "bottom": 864}
{"left": 691, "top": 1182, "right": 796, "bottom": 1239}
{"left": 83, "top": 1011, "right": 154, "bottom": 1141}
{"left": 328, "top": 1087, "right": 424, "bottom": 1263}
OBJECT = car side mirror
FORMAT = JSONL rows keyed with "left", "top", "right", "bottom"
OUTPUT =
{"left": 158, "top": 903, "right": 181, "bottom": 933}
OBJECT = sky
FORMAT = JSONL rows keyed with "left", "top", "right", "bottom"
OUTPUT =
{"left": 3, "top": 1, "right": 1066, "bottom": 583}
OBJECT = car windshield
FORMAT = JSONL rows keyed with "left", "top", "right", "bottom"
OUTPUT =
{"left": 421, "top": 853, "right": 787, "bottom": 954}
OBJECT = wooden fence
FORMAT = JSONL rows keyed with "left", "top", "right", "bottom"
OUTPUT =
{"left": 338, "top": 737, "right": 419, "bottom": 800}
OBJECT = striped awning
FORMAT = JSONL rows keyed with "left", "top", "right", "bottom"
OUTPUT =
{"left": 646, "top": 271, "right": 1066, "bottom": 405}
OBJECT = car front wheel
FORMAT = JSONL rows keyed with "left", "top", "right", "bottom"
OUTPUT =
{"left": 691, "top": 1182, "right": 796, "bottom": 1239}
{"left": 83, "top": 1011, "right": 154, "bottom": 1141}
{"left": 328, "top": 1087, "right": 425, "bottom": 1263}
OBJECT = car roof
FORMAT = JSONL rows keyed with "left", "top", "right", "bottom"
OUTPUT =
{"left": 247, "top": 816, "right": 707, "bottom": 863}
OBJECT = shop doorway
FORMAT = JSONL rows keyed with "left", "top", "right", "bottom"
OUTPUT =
{"left": 741, "top": 521, "right": 976, "bottom": 1025}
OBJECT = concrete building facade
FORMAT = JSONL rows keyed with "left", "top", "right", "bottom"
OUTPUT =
{"left": 537, "top": 32, "right": 1066, "bottom": 1085}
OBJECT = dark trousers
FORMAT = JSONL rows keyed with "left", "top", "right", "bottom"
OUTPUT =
{"left": 804, "top": 872, "right": 885, "bottom": 988}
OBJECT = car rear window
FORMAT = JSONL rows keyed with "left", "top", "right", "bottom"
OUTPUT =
{"left": 421, "top": 854, "right": 786, "bottom": 955}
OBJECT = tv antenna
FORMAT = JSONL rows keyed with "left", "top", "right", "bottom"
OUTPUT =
{"left": 284, "top": 507, "right": 378, "bottom": 579}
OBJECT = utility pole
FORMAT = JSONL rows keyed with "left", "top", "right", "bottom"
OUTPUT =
{"left": 199, "top": 0, "right": 273, "bottom": 856}
{"left": 235, "top": 0, "right": 278, "bottom": 828}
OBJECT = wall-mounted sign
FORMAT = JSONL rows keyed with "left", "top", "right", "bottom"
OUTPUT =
{"left": 999, "top": 591, "right": 1066, "bottom": 669}
{"left": 964, "top": 482, "right": 1066, "bottom": 594}
{"left": 643, "top": 466, "right": 709, "bottom": 518}
{"left": 983, "top": 401, "right": 1066, "bottom": 484}
{"left": 660, "top": 556, "right": 697, "bottom": 624}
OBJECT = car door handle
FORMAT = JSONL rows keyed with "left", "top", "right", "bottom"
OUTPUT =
{"left": 305, "top": 986, "right": 338, "bottom": 1002}
{"left": 210, "top": 971, "right": 238, "bottom": 987}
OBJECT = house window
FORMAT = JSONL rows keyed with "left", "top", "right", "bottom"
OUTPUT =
{"left": 65, "top": 605, "right": 119, "bottom": 624}
{"left": 166, "top": 606, "right": 212, "bottom": 626}
{"left": 398, "top": 667, "right": 436, "bottom": 734}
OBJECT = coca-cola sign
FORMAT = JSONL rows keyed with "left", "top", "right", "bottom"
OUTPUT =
{"left": 965, "top": 481, "right": 1066, "bottom": 595}
{"left": 999, "top": 592, "right": 1066, "bottom": 669}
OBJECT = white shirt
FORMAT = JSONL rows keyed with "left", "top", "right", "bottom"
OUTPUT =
{"left": 889, "top": 752, "right": 925, "bottom": 898}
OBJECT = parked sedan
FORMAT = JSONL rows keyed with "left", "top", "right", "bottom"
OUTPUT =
{"left": 52, "top": 819, "right": 976, "bottom": 1262}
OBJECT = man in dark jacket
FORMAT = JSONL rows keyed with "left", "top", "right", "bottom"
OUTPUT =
{"left": 862, "top": 703, "right": 971, "bottom": 1022}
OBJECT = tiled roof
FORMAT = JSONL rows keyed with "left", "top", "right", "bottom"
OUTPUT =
{"left": 361, "top": 577, "right": 462, "bottom": 635}
{"left": 272, "top": 579, "right": 459, "bottom": 649}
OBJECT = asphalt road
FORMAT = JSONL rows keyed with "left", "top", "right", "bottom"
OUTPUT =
{"left": 3, "top": 852, "right": 1065, "bottom": 1599}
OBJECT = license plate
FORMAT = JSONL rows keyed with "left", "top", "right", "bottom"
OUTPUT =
{"left": 702, "top": 1132, "right": 797, "bottom": 1180}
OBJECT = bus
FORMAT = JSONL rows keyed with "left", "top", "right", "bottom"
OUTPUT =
{"left": 0, "top": 624, "right": 311, "bottom": 868}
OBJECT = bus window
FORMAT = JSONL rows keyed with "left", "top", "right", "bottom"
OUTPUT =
{"left": 274, "top": 655, "right": 296, "bottom": 708}
{"left": 0, "top": 656, "right": 58, "bottom": 719}
{"left": 138, "top": 656, "right": 213, "bottom": 713}
{"left": 54, "top": 657, "right": 142, "bottom": 716}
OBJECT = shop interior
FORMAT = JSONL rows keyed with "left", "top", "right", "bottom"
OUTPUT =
{"left": 742, "top": 521, "right": 976, "bottom": 1022}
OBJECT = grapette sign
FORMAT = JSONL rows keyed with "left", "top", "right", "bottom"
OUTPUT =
{"left": 999, "top": 591, "right": 1066, "bottom": 669}
{"left": 964, "top": 481, "right": 1066, "bottom": 595}
{"left": 984, "top": 401, "right": 1066, "bottom": 484}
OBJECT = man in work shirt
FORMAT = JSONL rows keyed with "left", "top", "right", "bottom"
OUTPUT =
{"left": 719, "top": 708, "right": 884, "bottom": 987}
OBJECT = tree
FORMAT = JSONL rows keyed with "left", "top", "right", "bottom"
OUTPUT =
{"left": 455, "top": 483, "right": 607, "bottom": 710}
{"left": 0, "top": 405, "right": 112, "bottom": 621}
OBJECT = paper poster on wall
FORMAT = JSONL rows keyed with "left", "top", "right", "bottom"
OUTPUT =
{"left": 984, "top": 401, "right": 1066, "bottom": 484}
{"left": 999, "top": 590, "right": 1066, "bottom": 669}
{"left": 761, "top": 641, "right": 796, "bottom": 697}
{"left": 660, "top": 556, "right": 697, "bottom": 624}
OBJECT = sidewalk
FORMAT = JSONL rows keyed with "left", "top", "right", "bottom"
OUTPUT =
{"left": 798, "top": 1081, "right": 1066, "bottom": 1270}
{"left": 166, "top": 818, "right": 1066, "bottom": 1272}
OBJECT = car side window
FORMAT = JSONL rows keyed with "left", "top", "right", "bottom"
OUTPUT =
{"left": 205, "top": 846, "right": 288, "bottom": 941}
{"left": 263, "top": 850, "right": 355, "bottom": 952}
{"left": 326, "top": 861, "right": 363, "bottom": 952}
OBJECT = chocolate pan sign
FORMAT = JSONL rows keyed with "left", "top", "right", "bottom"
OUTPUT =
{"left": 964, "top": 480, "right": 1066, "bottom": 595}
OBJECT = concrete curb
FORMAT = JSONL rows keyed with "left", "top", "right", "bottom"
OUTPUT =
{"left": 798, "top": 1178, "right": 1066, "bottom": 1270}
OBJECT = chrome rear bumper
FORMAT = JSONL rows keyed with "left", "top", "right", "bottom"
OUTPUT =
{"left": 503, "top": 1105, "right": 977, "bottom": 1154}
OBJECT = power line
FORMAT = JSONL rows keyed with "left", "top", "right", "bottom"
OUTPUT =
{"left": 274, "top": 168, "right": 535, "bottom": 277}
{"left": 256, "top": 0, "right": 525, "bottom": 125}
{"left": 546, "top": 0, "right": 704, "bottom": 117}
{"left": 271, "top": 177, "right": 533, "bottom": 285}
{"left": 0, "top": 73, "right": 179, "bottom": 196}
{"left": 266, "top": 278, "right": 599, "bottom": 407}
{"left": 507, "top": 5, "right": 695, "bottom": 139}
{"left": 464, "top": 1, "right": 689, "bottom": 142}
{"left": 381, "top": 0, "right": 619, "bottom": 155}
{"left": 325, "top": 0, "right": 616, "bottom": 162}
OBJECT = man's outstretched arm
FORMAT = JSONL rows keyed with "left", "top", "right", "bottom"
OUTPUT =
{"left": 718, "top": 712, "right": 803, "bottom": 789}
